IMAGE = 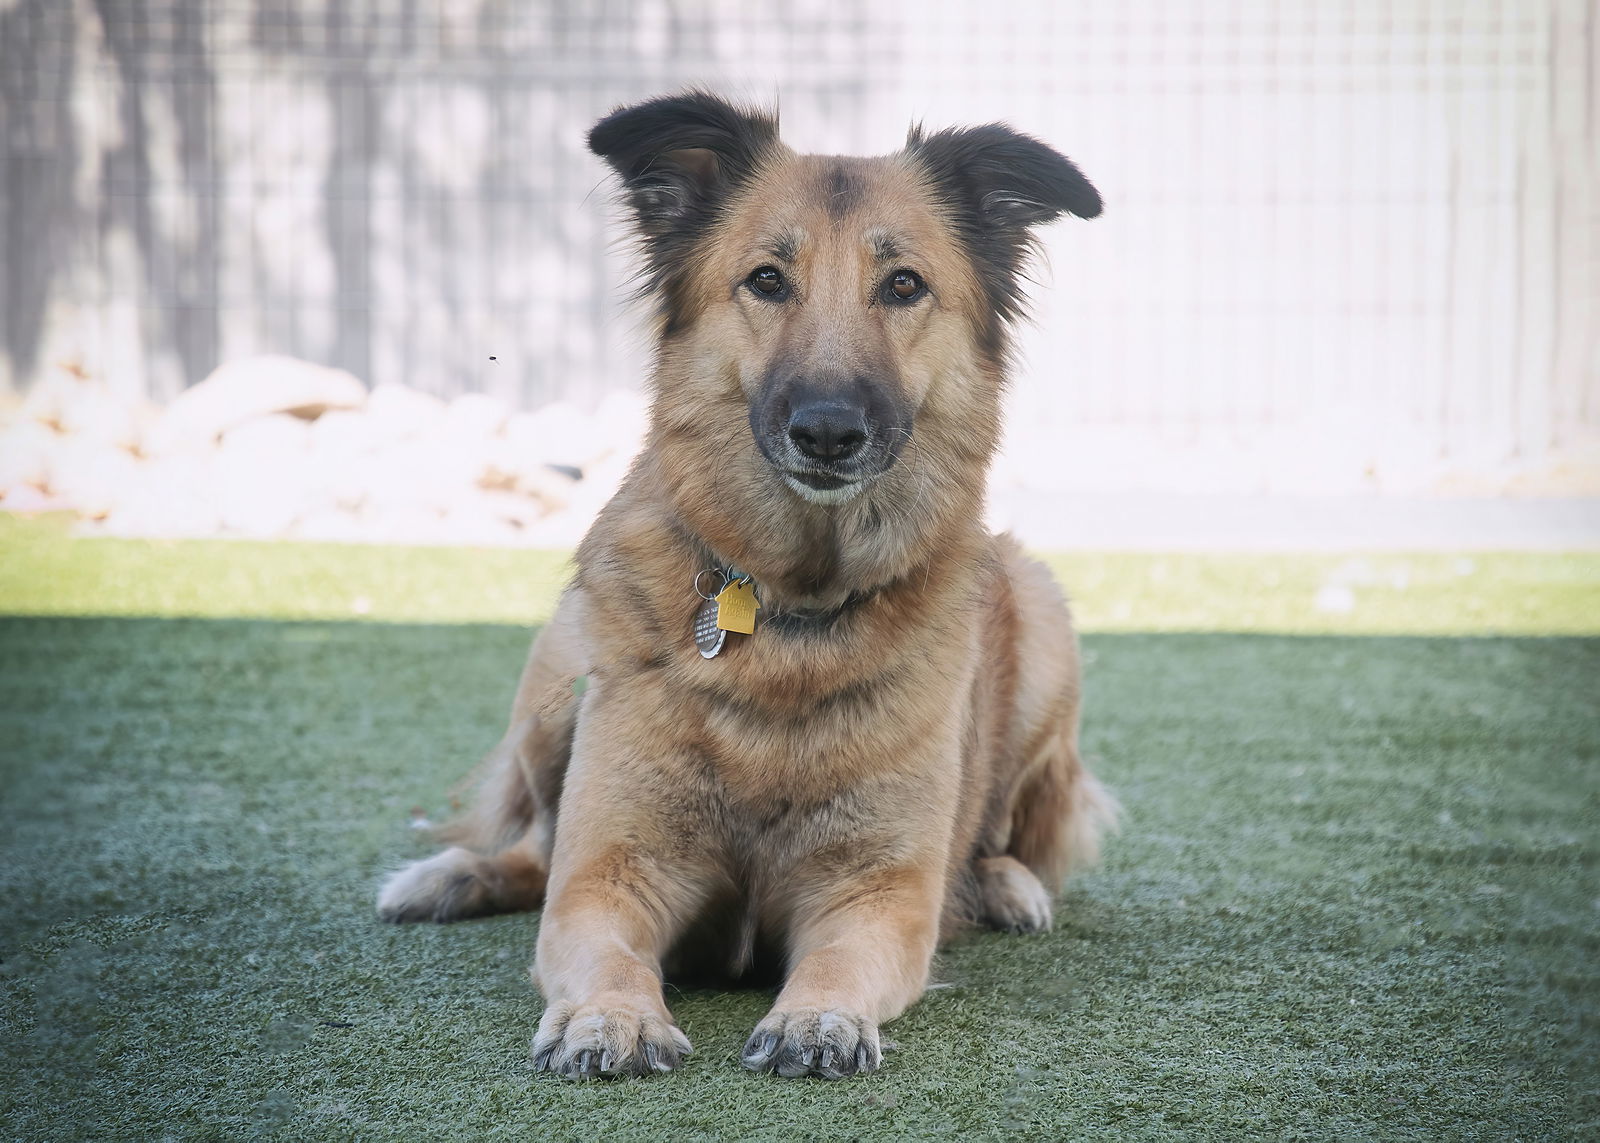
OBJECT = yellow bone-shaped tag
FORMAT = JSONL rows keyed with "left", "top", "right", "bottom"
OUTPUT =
{"left": 714, "top": 579, "right": 759, "bottom": 634}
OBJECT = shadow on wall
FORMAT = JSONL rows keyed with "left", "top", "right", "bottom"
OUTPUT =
{"left": 0, "top": 0, "right": 888, "bottom": 407}
{"left": 3, "top": 1, "right": 1595, "bottom": 503}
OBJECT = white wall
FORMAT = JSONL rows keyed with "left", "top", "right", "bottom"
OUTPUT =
{"left": 2, "top": 0, "right": 1594, "bottom": 495}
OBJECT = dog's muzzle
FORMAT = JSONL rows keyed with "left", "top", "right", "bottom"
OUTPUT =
{"left": 752, "top": 377, "right": 908, "bottom": 500}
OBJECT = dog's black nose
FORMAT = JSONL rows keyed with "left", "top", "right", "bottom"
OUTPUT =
{"left": 787, "top": 402, "right": 868, "bottom": 462}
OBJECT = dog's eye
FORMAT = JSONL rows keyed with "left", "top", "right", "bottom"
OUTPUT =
{"left": 884, "top": 270, "right": 926, "bottom": 303}
{"left": 748, "top": 266, "right": 786, "bottom": 298}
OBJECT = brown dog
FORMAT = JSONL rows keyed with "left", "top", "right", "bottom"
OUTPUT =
{"left": 378, "top": 92, "right": 1116, "bottom": 1081}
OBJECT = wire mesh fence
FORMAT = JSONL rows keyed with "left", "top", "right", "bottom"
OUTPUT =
{"left": 1, "top": 0, "right": 1594, "bottom": 494}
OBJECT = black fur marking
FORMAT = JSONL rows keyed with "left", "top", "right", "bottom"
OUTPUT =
{"left": 868, "top": 229, "right": 903, "bottom": 263}
{"left": 906, "top": 123, "right": 1101, "bottom": 353}
{"left": 588, "top": 91, "right": 780, "bottom": 333}
{"left": 765, "top": 230, "right": 802, "bottom": 264}
{"left": 824, "top": 161, "right": 866, "bottom": 219}
{"left": 761, "top": 590, "right": 876, "bottom": 637}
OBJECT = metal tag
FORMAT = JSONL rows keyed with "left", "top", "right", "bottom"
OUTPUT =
{"left": 694, "top": 597, "right": 727, "bottom": 659}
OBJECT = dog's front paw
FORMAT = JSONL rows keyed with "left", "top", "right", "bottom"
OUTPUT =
{"left": 741, "top": 1007, "right": 882, "bottom": 1079}
{"left": 532, "top": 997, "right": 691, "bottom": 1080}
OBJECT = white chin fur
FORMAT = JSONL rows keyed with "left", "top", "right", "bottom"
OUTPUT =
{"left": 783, "top": 474, "right": 867, "bottom": 505}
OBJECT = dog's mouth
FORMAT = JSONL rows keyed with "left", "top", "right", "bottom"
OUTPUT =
{"left": 786, "top": 466, "right": 878, "bottom": 506}
{"left": 788, "top": 469, "right": 856, "bottom": 492}
{"left": 776, "top": 464, "right": 875, "bottom": 506}
{"left": 767, "top": 443, "right": 903, "bottom": 506}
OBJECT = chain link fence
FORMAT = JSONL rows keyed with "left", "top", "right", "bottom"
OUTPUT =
{"left": 2, "top": 0, "right": 1595, "bottom": 496}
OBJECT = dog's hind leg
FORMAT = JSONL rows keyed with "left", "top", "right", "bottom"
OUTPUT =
{"left": 376, "top": 710, "right": 566, "bottom": 923}
{"left": 378, "top": 592, "right": 588, "bottom": 924}
{"left": 1010, "top": 722, "right": 1116, "bottom": 879}
{"left": 979, "top": 547, "right": 1118, "bottom": 932}
{"left": 978, "top": 725, "right": 1116, "bottom": 933}
{"left": 975, "top": 854, "right": 1054, "bottom": 933}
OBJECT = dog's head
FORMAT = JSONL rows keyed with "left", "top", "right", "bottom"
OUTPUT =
{"left": 589, "top": 92, "right": 1100, "bottom": 508}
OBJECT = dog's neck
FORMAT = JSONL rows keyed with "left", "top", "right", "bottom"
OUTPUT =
{"left": 643, "top": 435, "right": 988, "bottom": 615}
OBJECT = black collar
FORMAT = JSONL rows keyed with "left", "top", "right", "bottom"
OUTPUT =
{"left": 694, "top": 548, "right": 880, "bottom": 636}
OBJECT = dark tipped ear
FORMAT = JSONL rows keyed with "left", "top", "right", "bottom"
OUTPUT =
{"left": 907, "top": 122, "right": 1102, "bottom": 226}
{"left": 907, "top": 123, "right": 1101, "bottom": 326}
{"left": 588, "top": 91, "right": 780, "bottom": 244}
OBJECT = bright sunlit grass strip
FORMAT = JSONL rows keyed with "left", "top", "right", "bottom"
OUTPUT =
{"left": 2, "top": 514, "right": 1596, "bottom": 634}
{"left": 1040, "top": 551, "right": 1600, "bottom": 635}
{"left": 0, "top": 514, "right": 575, "bottom": 627}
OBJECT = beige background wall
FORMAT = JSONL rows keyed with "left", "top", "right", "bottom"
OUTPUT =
{"left": 2, "top": 0, "right": 1595, "bottom": 496}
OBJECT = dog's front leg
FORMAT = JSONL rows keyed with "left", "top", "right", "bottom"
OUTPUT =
{"left": 531, "top": 858, "right": 700, "bottom": 1079}
{"left": 741, "top": 859, "right": 942, "bottom": 1079}
{"left": 529, "top": 684, "right": 716, "bottom": 1080}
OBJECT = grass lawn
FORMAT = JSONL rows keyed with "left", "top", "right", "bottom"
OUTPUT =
{"left": 2, "top": 515, "right": 1596, "bottom": 1139}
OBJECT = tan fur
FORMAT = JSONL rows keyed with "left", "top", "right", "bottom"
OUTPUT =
{"left": 377, "top": 112, "right": 1116, "bottom": 1081}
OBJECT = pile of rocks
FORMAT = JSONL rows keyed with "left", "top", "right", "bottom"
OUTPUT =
{"left": 0, "top": 356, "right": 649, "bottom": 547}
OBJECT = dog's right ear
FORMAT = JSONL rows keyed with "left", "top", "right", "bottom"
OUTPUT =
{"left": 588, "top": 92, "right": 780, "bottom": 247}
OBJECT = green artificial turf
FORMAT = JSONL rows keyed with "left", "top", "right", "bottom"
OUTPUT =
{"left": 2, "top": 517, "right": 1597, "bottom": 1139}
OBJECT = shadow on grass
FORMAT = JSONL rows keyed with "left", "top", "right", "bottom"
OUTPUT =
{"left": 3, "top": 616, "right": 1596, "bottom": 1140}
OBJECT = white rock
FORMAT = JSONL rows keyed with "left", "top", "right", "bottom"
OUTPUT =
{"left": 309, "top": 409, "right": 386, "bottom": 458}
{"left": 215, "top": 415, "right": 315, "bottom": 536}
{"left": 482, "top": 437, "right": 576, "bottom": 509}
{"left": 19, "top": 366, "right": 152, "bottom": 452}
{"left": 305, "top": 447, "right": 372, "bottom": 512}
{"left": 99, "top": 454, "right": 222, "bottom": 538}
{"left": 594, "top": 389, "right": 651, "bottom": 458}
{"left": 356, "top": 435, "right": 485, "bottom": 516}
{"left": 471, "top": 487, "right": 552, "bottom": 529}
{"left": 422, "top": 426, "right": 500, "bottom": 490}
{"left": 306, "top": 410, "right": 387, "bottom": 511}
{"left": 442, "top": 392, "right": 511, "bottom": 441}
{"left": 518, "top": 508, "right": 596, "bottom": 548}
{"left": 221, "top": 412, "right": 313, "bottom": 457}
{"left": 1, "top": 485, "right": 75, "bottom": 515}
{"left": 132, "top": 460, "right": 214, "bottom": 527}
{"left": 361, "top": 505, "right": 449, "bottom": 546}
{"left": 435, "top": 497, "right": 525, "bottom": 547}
{"left": 565, "top": 450, "right": 633, "bottom": 517}
{"left": 0, "top": 419, "right": 58, "bottom": 492}
{"left": 43, "top": 436, "right": 143, "bottom": 518}
{"left": 145, "top": 355, "right": 366, "bottom": 456}
{"left": 505, "top": 402, "right": 604, "bottom": 472}
{"left": 215, "top": 481, "right": 306, "bottom": 536}
{"left": 294, "top": 506, "right": 365, "bottom": 543}
{"left": 365, "top": 383, "right": 447, "bottom": 443}
{"left": 58, "top": 392, "right": 153, "bottom": 454}
{"left": 20, "top": 366, "right": 103, "bottom": 432}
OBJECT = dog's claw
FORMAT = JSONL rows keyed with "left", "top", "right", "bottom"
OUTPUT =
{"left": 741, "top": 1030, "right": 779, "bottom": 1070}
{"left": 743, "top": 1009, "right": 880, "bottom": 1079}
{"left": 532, "top": 1000, "right": 690, "bottom": 1080}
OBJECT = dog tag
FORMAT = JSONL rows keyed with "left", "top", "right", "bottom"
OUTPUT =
{"left": 694, "top": 597, "right": 726, "bottom": 658}
{"left": 715, "top": 579, "right": 759, "bottom": 634}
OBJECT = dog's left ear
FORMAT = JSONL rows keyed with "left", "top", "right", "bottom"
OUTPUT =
{"left": 589, "top": 92, "right": 781, "bottom": 327}
{"left": 589, "top": 91, "right": 780, "bottom": 246}
{"left": 907, "top": 123, "right": 1101, "bottom": 322}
